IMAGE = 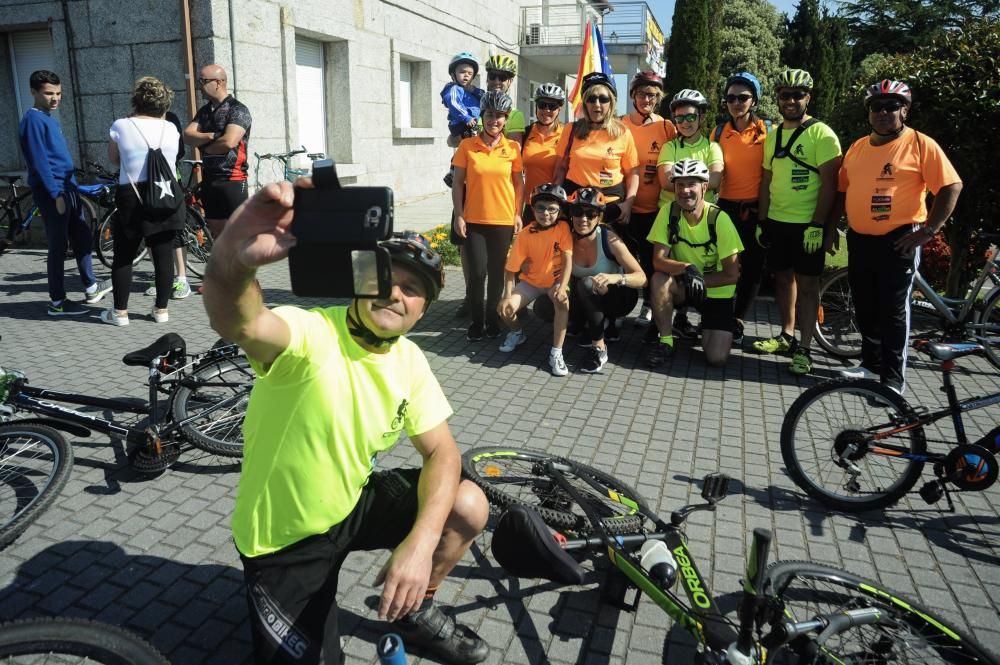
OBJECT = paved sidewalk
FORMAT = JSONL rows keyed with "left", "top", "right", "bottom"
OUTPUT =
{"left": 1, "top": 226, "right": 999, "bottom": 664}
{"left": 396, "top": 192, "right": 452, "bottom": 234}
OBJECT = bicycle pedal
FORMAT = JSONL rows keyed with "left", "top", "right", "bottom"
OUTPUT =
{"left": 701, "top": 472, "right": 730, "bottom": 503}
{"left": 919, "top": 479, "right": 944, "bottom": 504}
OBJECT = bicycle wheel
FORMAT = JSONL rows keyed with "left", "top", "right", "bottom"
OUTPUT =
{"left": 94, "top": 210, "right": 146, "bottom": 271}
{"left": 780, "top": 378, "right": 926, "bottom": 511}
{"left": 172, "top": 355, "right": 254, "bottom": 457}
{"left": 181, "top": 205, "right": 213, "bottom": 278}
{"left": 815, "top": 268, "right": 862, "bottom": 358}
{"left": 462, "top": 447, "right": 644, "bottom": 535}
{"left": 0, "top": 617, "right": 169, "bottom": 664}
{"left": 762, "top": 560, "right": 1000, "bottom": 664}
{"left": 0, "top": 423, "right": 73, "bottom": 550}
{"left": 973, "top": 288, "right": 1000, "bottom": 369}
{"left": 0, "top": 191, "right": 37, "bottom": 252}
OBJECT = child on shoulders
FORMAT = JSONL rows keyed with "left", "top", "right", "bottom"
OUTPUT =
{"left": 441, "top": 52, "right": 483, "bottom": 139}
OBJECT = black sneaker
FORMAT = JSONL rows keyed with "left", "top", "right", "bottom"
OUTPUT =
{"left": 604, "top": 319, "right": 621, "bottom": 342}
{"left": 732, "top": 320, "right": 745, "bottom": 345}
{"left": 455, "top": 300, "right": 470, "bottom": 319}
{"left": 47, "top": 299, "right": 90, "bottom": 316}
{"left": 392, "top": 604, "right": 489, "bottom": 665}
{"left": 484, "top": 322, "right": 502, "bottom": 339}
{"left": 467, "top": 323, "right": 484, "bottom": 341}
{"left": 673, "top": 315, "right": 697, "bottom": 340}
{"left": 643, "top": 324, "right": 660, "bottom": 345}
{"left": 646, "top": 341, "right": 674, "bottom": 367}
{"left": 580, "top": 345, "right": 608, "bottom": 373}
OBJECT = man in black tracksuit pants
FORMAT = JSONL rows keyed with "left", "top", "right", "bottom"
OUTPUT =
{"left": 835, "top": 80, "right": 962, "bottom": 392}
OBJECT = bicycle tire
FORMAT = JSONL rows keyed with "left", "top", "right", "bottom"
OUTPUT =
{"left": 780, "top": 378, "right": 926, "bottom": 511}
{"left": 0, "top": 423, "right": 73, "bottom": 550}
{"left": 181, "top": 205, "right": 213, "bottom": 278}
{"left": 0, "top": 191, "right": 37, "bottom": 252}
{"left": 815, "top": 268, "right": 862, "bottom": 359}
{"left": 0, "top": 617, "right": 169, "bottom": 664}
{"left": 172, "top": 356, "right": 254, "bottom": 457}
{"left": 762, "top": 560, "right": 1000, "bottom": 664}
{"left": 974, "top": 287, "right": 1000, "bottom": 370}
{"left": 94, "top": 210, "right": 146, "bottom": 271}
{"left": 462, "top": 447, "right": 644, "bottom": 535}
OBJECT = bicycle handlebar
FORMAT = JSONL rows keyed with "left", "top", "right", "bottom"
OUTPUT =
{"left": 255, "top": 146, "right": 308, "bottom": 161}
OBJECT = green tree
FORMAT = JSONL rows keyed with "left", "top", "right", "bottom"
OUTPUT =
{"left": 717, "top": 0, "right": 785, "bottom": 120}
{"left": 664, "top": 0, "right": 711, "bottom": 106}
{"left": 840, "top": 0, "right": 1000, "bottom": 61}
{"left": 781, "top": 0, "right": 850, "bottom": 121}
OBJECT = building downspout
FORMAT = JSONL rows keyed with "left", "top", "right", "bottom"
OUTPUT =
{"left": 228, "top": 0, "right": 238, "bottom": 95}
{"left": 181, "top": 0, "right": 197, "bottom": 121}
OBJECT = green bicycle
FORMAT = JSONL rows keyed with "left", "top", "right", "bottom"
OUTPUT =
{"left": 463, "top": 447, "right": 999, "bottom": 664}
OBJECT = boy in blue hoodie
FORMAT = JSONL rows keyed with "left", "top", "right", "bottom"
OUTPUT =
{"left": 441, "top": 52, "right": 483, "bottom": 139}
{"left": 18, "top": 70, "right": 110, "bottom": 315}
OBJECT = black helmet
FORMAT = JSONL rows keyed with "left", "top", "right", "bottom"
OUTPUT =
{"left": 530, "top": 183, "right": 568, "bottom": 206}
{"left": 481, "top": 90, "right": 513, "bottom": 114}
{"left": 380, "top": 232, "right": 444, "bottom": 301}
{"left": 581, "top": 72, "right": 617, "bottom": 97}
{"left": 567, "top": 187, "right": 608, "bottom": 211}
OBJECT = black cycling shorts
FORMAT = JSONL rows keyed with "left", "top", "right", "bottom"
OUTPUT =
{"left": 693, "top": 296, "right": 736, "bottom": 333}
{"left": 766, "top": 219, "right": 825, "bottom": 277}
{"left": 239, "top": 468, "right": 421, "bottom": 665}
{"left": 201, "top": 179, "right": 248, "bottom": 220}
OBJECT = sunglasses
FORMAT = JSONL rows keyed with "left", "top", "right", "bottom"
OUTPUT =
{"left": 487, "top": 72, "right": 513, "bottom": 82}
{"left": 586, "top": 94, "right": 612, "bottom": 105}
{"left": 673, "top": 113, "right": 700, "bottom": 124}
{"left": 198, "top": 78, "right": 221, "bottom": 86}
{"left": 726, "top": 93, "right": 753, "bottom": 104}
{"left": 570, "top": 206, "right": 601, "bottom": 219}
{"left": 869, "top": 100, "right": 905, "bottom": 113}
{"left": 778, "top": 90, "right": 808, "bottom": 101}
{"left": 535, "top": 100, "right": 561, "bottom": 111}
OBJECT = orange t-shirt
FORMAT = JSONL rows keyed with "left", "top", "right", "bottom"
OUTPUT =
{"left": 452, "top": 134, "right": 523, "bottom": 225}
{"left": 622, "top": 114, "right": 677, "bottom": 213}
{"left": 713, "top": 118, "right": 770, "bottom": 201}
{"left": 504, "top": 220, "right": 573, "bottom": 288}
{"left": 554, "top": 124, "right": 638, "bottom": 189}
{"left": 522, "top": 123, "right": 564, "bottom": 199}
{"left": 838, "top": 128, "right": 961, "bottom": 236}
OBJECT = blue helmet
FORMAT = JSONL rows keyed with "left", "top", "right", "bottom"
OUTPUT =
{"left": 449, "top": 52, "right": 479, "bottom": 78}
{"left": 725, "top": 71, "right": 762, "bottom": 102}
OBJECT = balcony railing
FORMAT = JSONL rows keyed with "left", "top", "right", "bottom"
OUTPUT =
{"left": 520, "top": 1, "right": 663, "bottom": 48}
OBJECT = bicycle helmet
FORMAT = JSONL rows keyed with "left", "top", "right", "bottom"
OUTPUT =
{"left": 567, "top": 187, "right": 609, "bottom": 211}
{"left": 485, "top": 54, "right": 517, "bottom": 75}
{"left": 480, "top": 90, "right": 513, "bottom": 114}
{"left": 534, "top": 82, "right": 565, "bottom": 103}
{"left": 865, "top": 79, "right": 912, "bottom": 107}
{"left": 669, "top": 158, "right": 711, "bottom": 183}
{"left": 448, "top": 52, "right": 479, "bottom": 78}
{"left": 725, "top": 71, "right": 761, "bottom": 102}
{"left": 629, "top": 70, "right": 664, "bottom": 94}
{"left": 380, "top": 232, "right": 444, "bottom": 301}
{"left": 669, "top": 89, "right": 708, "bottom": 111}
{"left": 530, "top": 183, "right": 568, "bottom": 206}
{"left": 580, "top": 71, "right": 617, "bottom": 97}
{"left": 776, "top": 68, "right": 813, "bottom": 90}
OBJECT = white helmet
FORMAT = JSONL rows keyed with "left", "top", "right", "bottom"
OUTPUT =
{"left": 670, "top": 89, "right": 708, "bottom": 111}
{"left": 670, "top": 159, "right": 710, "bottom": 183}
{"left": 534, "top": 82, "right": 565, "bottom": 103}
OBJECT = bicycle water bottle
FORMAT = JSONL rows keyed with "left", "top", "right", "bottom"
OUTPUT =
{"left": 377, "top": 633, "right": 407, "bottom": 665}
{"left": 640, "top": 540, "right": 677, "bottom": 589}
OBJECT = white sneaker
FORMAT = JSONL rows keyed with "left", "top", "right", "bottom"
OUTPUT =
{"left": 100, "top": 309, "right": 129, "bottom": 326}
{"left": 549, "top": 351, "right": 568, "bottom": 377}
{"left": 839, "top": 365, "right": 878, "bottom": 380}
{"left": 144, "top": 283, "right": 156, "bottom": 296}
{"left": 499, "top": 330, "right": 526, "bottom": 353}
{"left": 637, "top": 305, "right": 652, "bottom": 324}
{"left": 151, "top": 307, "right": 169, "bottom": 323}
{"left": 172, "top": 280, "right": 192, "bottom": 299}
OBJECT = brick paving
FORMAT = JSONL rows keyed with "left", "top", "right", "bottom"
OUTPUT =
{"left": 1, "top": 229, "right": 999, "bottom": 664}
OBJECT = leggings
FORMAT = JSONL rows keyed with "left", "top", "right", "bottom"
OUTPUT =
{"left": 718, "top": 198, "right": 765, "bottom": 321}
{"left": 111, "top": 225, "right": 175, "bottom": 310}
{"left": 572, "top": 280, "right": 639, "bottom": 342}
{"left": 464, "top": 223, "right": 514, "bottom": 327}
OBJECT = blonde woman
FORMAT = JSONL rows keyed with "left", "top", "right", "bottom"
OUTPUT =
{"left": 520, "top": 83, "right": 566, "bottom": 219}
{"left": 104, "top": 76, "right": 185, "bottom": 326}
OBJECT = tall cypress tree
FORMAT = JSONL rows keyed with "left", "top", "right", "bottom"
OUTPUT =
{"left": 665, "top": 0, "right": 712, "bottom": 107}
{"left": 781, "top": 0, "right": 830, "bottom": 118}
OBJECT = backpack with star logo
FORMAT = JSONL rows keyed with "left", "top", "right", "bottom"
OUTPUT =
{"left": 126, "top": 118, "right": 184, "bottom": 217}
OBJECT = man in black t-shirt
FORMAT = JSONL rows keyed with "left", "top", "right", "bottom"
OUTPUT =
{"left": 184, "top": 64, "right": 252, "bottom": 236}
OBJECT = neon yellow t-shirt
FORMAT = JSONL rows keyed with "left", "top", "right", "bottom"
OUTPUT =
{"left": 656, "top": 135, "right": 723, "bottom": 207}
{"left": 235, "top": 305, "right": 453, "bottom": 557}
{"left": 647, "top": 203, "right": 743, "bottom": 299}
{"left": 505, "top": 109, "right": 526, "bottom": 136}
{"left": 762, "top": 120, "right": 841, "bottom": 223}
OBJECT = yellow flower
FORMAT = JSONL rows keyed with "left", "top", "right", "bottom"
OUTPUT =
{"left": 430, "top": 242, "right": 439, "bottom": 249}
{"left": 435, "top": 233, "right": 447, "bottom": 240}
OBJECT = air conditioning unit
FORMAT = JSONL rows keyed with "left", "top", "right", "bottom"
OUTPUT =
{"left": 525, "top": 23, "right": 549, "bottom": 45}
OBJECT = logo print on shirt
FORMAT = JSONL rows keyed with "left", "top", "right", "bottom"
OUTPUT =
{"left": 650, "top": 141, "right": 660, "bottom": 152}
{"left": 384, "top": 399, "right": 409, "bottom": 437}
{"left": 606, "top": 147, "right": 615, "bottom": 156}
{"left": 794, "top": 144, "right": 805, "bottom": 156}
{"left": 882, "top": 163, "right": 893, "bottom": 177}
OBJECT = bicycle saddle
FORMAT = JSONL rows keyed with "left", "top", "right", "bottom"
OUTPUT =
{"left": 913, "top": 340, "right": 984, "bottom": 361}
{"left": 0, "top": 174, "right": 22, "bottom": 185}
{"left": 122, "top": 333, "right": 187, "bottom": 367}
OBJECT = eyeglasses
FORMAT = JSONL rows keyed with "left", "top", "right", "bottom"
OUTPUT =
{"left": 726, "top": 93, "right": 753, "bottom": 104}
{"left": 778, "top": 90, "right": 808, "bottom": 101}
{"left": 673, "top": 113, "right": 700, "bottom": 124}
{"left": 869, "top": 100, "right": 905, "bottom": 113}
{"left": 533, "top": 204, "right": 562, "bottom": 215}
{"left": 535, "top": 100, "right": 561, "bottom": 111}
{"left": 586, "top": 95, "right": 612, "bottom": 105}
{"left": 198, "top": 78, "right": 221, "bottom": 86}
{"left": 634, "top": 92, "right": 659, "bottom": 100}
{"left": 570, "top": 206, "right": 601, "bottom": 219}
{"left": 487, "top": 72, "right": 513, "bottom": 82}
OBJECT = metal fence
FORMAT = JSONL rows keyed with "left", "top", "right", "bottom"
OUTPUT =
{"left": 520, "top": 1, "right": 662, "bottom": 47}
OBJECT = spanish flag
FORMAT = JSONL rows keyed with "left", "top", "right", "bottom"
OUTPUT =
{"left": 568, "top": 20, "right": 614, "bottom": 117}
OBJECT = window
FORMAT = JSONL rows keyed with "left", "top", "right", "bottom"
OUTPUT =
{"left": 393, "top": 52, "right": 433, "bottom": 139}
{"left": 9, "top": 30, "right": 55, "bottom": 120}
{"left": 295, "top": 36, "right": 327, "bottom": 158}
{"left": 399, "top": 60, "right": 412, "bottom": 128}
